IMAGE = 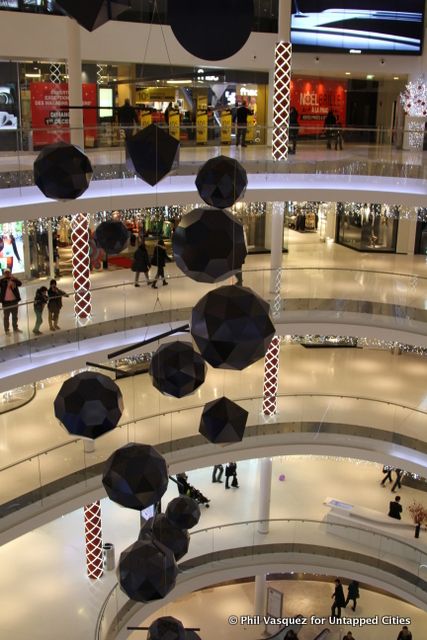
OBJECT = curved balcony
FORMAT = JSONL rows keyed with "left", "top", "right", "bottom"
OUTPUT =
{"left": 95, "top": 518, "right": 427, "bottom": 640}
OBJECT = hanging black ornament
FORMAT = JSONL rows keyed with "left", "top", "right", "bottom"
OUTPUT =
{"left": 199, "top": 396, "right": 248, "bottom": 444}
{"left": 126, "top": 124, "right": 179, "bottom": 186}
{"left": 191, "top": 286, "right": 275, "bottom": 370}
{"left": 118, "top": 538, "right": 178, "bottom": 602}
{"left": 139, "top": 514, "right": 190, "bottom": 561}
{"left": 195, "top": 156, "right": 247, "bottom": 209}
{"left": 147, "top": 616, "right": 186, "bottom": 640}
{"left": 54, "top": 372, "right": 123, "bottom": 440}
{"left": 34, "top": 142, "right": 93, "bottom": 200}
{"left": 185, "top": 632, "right": 202, "bottom": 640}
{"left": 94, "top": 221, "right": 129, "bottom": 254}
{"left": 173, "top": 208, "right": 247, "bottom": 283}
{"left": 55, "top": 0, "right": 109, "bottom": 31}
{"left": 168, "top": 0, "right": 254, "bottom": 61}
{"left": 149, "top": 341, "right": 207, "bottom": 398}
{"left": 165, "top": 496, "right": 201, "bottom": 530}
{"left": 103, "top": 443, "right": 169, "bottom": 510}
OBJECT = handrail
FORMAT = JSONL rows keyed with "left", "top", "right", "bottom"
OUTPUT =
{"left": 1, "top": 391, "right": 426, "bottom": 475}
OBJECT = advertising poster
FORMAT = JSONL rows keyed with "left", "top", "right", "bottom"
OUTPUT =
{"left": 0, "top": 62, "right": 19, "bottom": 150}
{"left": 290, "top": 77, "right": 347, "bottom": 136}
{"left": 168, "top": 110, "right": 180, "bottom": 141}
{"left": 140, "top": 110, "right": 152, "bottom": 129}
{"left": 0, "top": 221, "right": 25, "bottom": 275}
{"left": 196, "top": 110, "right": 208, "bottom": 144}
{"left": 246, "top": 114, "right": 255, "bottom": 143}
{"left": 30, "top": 83, "right": 97, "bottom": 147}
{"left": 220, "top": 110, "right": 232, "bottom": 144}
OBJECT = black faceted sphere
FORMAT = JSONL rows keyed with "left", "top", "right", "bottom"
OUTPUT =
{"left": 165, "top": 496, "right": 201, "bottom": 530}
{"left": 196, "top": 156, "right": 247, "bottom": 209}
{"left": 139, "top": 514, "right": 190, "bottom": 561}
{"left": 54, "top": 372, "right": 123, "bottom": 440}
{"left": 173, "top": 208, "right": 247, "bottom": 283}
{"left": 94, "top": 221, "right": 129, "bottom": 254}
{"left": 34, "top": 142, "right": 93, "bottom": 200}
{"left": 168, "top": 0, "right": 254, "bottom": 61}
{"left": 186, "top": 633, "right": 202, "bottom": 640}
{"left": 127, "top": 124, "right": 179, "bottom": 186}
{"left": 148, "top": 616, "right": 186, "bottom": 640}
{"left": 103, "top": 443, "right": 169, "bottom": 510}
{"left": 118, "top": 538, "right": 178, "bottom": 603}
{"left": 199, "top": 396, "right": 248, "bottom": 444}
{"left": 56, "top": 0, "right": 129, "bottom": 31}
{"left": 191, "top": 285, "right": 275, "bottom": 370}
{"left": 149, "top": 341, "right": 207, "bottom": 398}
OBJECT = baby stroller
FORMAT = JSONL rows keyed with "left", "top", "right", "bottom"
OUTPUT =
{"left": 175, "top": 473, "right": 210, "bottom": 508}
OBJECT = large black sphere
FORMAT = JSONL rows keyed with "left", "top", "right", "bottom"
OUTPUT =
{"left": 199, "top": 396, "right": 248, "bottom": 444}
{"left": 173, "top": 208, "right": 247, "bottom": 283}
{"left": 149, "top": 341, "right": 207, "bottom": 398}
{"left": 195, "top": 156, "right": 247, "bottom": 209}
{"left": 139, "top": 514, "right": 190, "bottom": 561}
{"left": 118, "top": 538, "right": 178, "bottom": 603}
{"left": 34, "top": 142, "right": 93, "bottom": 200}
{"left": 94, "top": 221, "right": 129, "bottom": 254}
{"left": 191, "top": 286, "right": 275, "bottom": 370}
{"left": 165, "top": 496, "right": 201, "bottom": 530}
{"left": 127, "top": 124, "right": 179, "bottom": 186}
{"left": 54, "top": 372, "right": 123, "bottom": 440}
{"left": 168, "top": 0, "right": 254, "bottom": 61}
{"left": 147, "top": 616, "right": 186, "bottom": 640}
{"left": 103, "top": 443, "right": 169, "bottom": 510}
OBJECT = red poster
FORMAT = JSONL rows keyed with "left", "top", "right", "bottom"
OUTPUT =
{"left": 290, "top": 77, "right": 347, "bottom": 136}
{"left": 31, "top": 83, "right": 97, "bottom": 147}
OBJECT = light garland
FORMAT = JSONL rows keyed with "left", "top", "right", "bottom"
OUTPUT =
{"left": 400, "top": 76, "right": 427, "bottom": 117}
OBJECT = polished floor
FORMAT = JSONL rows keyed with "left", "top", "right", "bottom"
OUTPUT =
{"left": 1, "top": 456, "right": 426, "bottom": 640}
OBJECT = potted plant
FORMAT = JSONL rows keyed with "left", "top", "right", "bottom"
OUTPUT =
{"left": 408, "top": 502, "right": 427, "bottom": 538}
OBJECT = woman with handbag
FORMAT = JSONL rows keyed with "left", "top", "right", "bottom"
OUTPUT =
{"left": 132, "top": 239, "right": 151, "bottom": 287}
{"left": 151, "top": 238, "right": 171, "bottom": 289}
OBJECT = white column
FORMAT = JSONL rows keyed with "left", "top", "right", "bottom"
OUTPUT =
{"left": 396, "top": 210, "right": 418, "bottom": 255}
{"left": 278, "top": 0, "right": 292, "bottom": 40}
{"left": 254, "top": 574, "right": 267, "bottom": 616}
{"left": 267, "top": 70, "right": 274, "bottom": 147}
{"left": 269, "top": 201, "right": 285, "bottom": 292}
{"left": 258, "top": 457, "right": 273, "bottom": 534}
{"left": 47, "top": 219, "right": 55, "bottom": 279}
{"left": 67, "top": 18, "right": 84, "bottom": 148}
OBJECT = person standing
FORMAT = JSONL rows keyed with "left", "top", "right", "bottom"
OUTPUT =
{"left": 397, "top": 626, "right": 412, "bottom": 640}
{"left": 345, "top": 580, "right": 360, "bottom": 611}
{"left": 331, "top": 578, "right": 345, "bottom": 618}
{"left": 33, "top": 286, "right": 48, "bottom": 335}
{"left": 380, "top": 465, "right": 393, "bottom": 487}
{"left": 391, "top": 468, "right": 403, "bottom": 493}
{"left": 150, "top": 238, "right": 171, "bottom": 289}
{"left": 324, "top": 109, "right": 336, "bottom": 149}
{"left": 225, "top": 462, "right": 238, "bottom": 489}
{"left": 388, "top": 495, "right": 403, "bottom": 520}
{"left": 132, "top": 239, "right": 151, "bottom": 287}
{"left": 212, "top": 464, "right": 224, "bottom": 483}
{"left": 235, "top": 100, "right": 252, "bottom": 147}
{"left": 118, "top": 98, "right": 138, "bottom": 141}
{"left": 0, "top": 269, "right": 22, "bottom": 334}
{"left": 289, "top": 106, "right": 299, "bottom": 154}
{"left": 164, "top": 101, "right": 173, "bottom": 125}
{"left": 334, "top": 115, "right": 343, "bottom": 150}
{"left": 47, "top": 279, "right": 69, "bottom": 331}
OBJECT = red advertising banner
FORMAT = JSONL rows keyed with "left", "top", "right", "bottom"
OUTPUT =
{"left": 30, "top": 83, "right": 97, "bottom": 147}
{"left": 290, "top": 77, "right": 347, "bottom": 136}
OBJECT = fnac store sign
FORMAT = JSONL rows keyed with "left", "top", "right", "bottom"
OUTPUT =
{"left": 290, "top": 77, "right": 347, "bottom": 135}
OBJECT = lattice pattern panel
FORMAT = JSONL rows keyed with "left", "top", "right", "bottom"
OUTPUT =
{"left": 84, "top": 500, "right": 103, "bottom": 580}
{"left": 272, "top": 41, "right": 292, "bottom": 161}
{"left": 49, "top": 63, "right": 62, "bottom": 84}
{"left": 71, "top": 213, "right": 92, "bottom": 320}
{"left": 262, "top": 335, "right": 281, "bottom": 416}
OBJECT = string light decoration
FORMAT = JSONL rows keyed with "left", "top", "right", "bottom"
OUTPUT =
{"left": 400, "top": 76, "right": 427, "bottom": 117}
{"left": 84, "top": 500, "right": 103, "bottom": 580}
{"left": 272, "top": 41, "right": 292, "bottom": 161}
{"left": 71, "top": 213, "right": 92, "bottom": 320}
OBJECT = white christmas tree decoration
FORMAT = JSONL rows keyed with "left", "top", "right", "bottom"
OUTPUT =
{"left": 400, "top": 76, "right": 427, "bottom": 117}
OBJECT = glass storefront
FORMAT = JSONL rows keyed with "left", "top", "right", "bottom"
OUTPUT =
{"left": 337, "top": 202, "right": 399, "bottom": 252}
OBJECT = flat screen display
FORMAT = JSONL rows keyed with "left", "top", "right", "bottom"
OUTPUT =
{"left": 99, "top": 87, "right": 114, "bottom": 118}
{"left": 291, "top": 1, "right": 425, "bottom": 54}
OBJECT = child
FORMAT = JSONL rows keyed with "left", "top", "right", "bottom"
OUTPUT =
{"left": 33, "top": 286, "right": 48, "bottom": 335}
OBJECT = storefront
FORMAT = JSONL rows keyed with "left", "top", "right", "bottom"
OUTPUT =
{"left": 336, "top": 202, "right": 399, "bottom": 252}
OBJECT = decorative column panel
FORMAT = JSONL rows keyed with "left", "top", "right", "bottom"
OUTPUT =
{"left": 84, "top": 500, "right": 103, "bottom": 579}
{"left": 72, "top": 213, "right": 91, "bottom": 320}
{"left": 263, "top": 266, "right": 282, "bottom": 417}
{"left": 272, "top": 42, "right": 292, "bottom": 161}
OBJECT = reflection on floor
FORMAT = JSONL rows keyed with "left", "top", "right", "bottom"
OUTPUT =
{"left": 1, "top": 456, "right": 427, "bottom": 640}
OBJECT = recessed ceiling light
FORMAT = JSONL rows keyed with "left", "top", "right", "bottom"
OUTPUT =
{"left": 366, "top": 74, "right": 375, "bottom": 80}
{"left": 345, "top": 72, "right": 351, "bottom": 76}
{"left": 349, "top": 49, "right": 361, "bottom": 54}
{"left": 393, "top": 76, "right": 400, "bottom": 80}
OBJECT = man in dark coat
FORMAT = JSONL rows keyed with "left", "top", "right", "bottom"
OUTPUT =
{"left": 225, "top": 462, "right": 238, "bottom": 489}
{"left": 47, "top": 279, "right": 69, "bottom": 331}
{"left": 150, "top": 238, "right": 171, "bottom": 288}
{"left": 118, "top": 99, "right": 138, "bottom": 141}
{"left": 331, "top": 578, "right": 346, "bottom": 618}
{"left": 388, "top": 495, "right": 403, "bottom": 520}
{"left": 324, "top": 109, "right": 336, "bottom": 149}
{"left": 391, "top": 468, "right": 403, "bottom": 493}
{"left": 132, "top": 239, "right": 151, "bottom": 286}
{"left": 0, "top": 269, "right": 22, "bottom": 334}
{"left": 289, "top": 107, "right": 299, "bottom": 154}
{"left": 345, "top": 580, "right": 360, "bottom": 611}
{"left": 235, "top": 101, "right": 252, "bottom": 147}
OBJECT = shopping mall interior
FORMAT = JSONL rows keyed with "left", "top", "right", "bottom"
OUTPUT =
{"left": 1, "top": 2, "right": 427, "bottom": 640}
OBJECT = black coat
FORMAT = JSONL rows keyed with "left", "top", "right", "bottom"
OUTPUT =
{"left": 34, "top": 288, "right": 48, "bottom": 312}
{"left": 225, "top": 463, "right": 237, "bottom": 477}
{"left": 151, "top": 244, "right": 170, "bottom": 268}
{"left": 48, "top": 287, "right": 67, "bottom": 311}
{"left": 388, "top": 500, "right": 402, "bottom": 519}
{"left": 333, "top": 584, "right": 346, "bottom": 607}
{"left": 132, "top": 246, "right": 150, "bottom": 272}
{"left": 0, "top": 276, "right": 22, "bottom": 303}
{"left": 347, "top": 581, "right": 359, "bottom": 599}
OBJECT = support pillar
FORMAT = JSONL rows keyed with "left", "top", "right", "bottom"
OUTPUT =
{"left": 71, "top": 213, "right": 92, "bottom": 320}
{"left": 67, "top": 18, "right": 84, "bottom": 148}
{"left": 254, "top": 573, "right": 267, "bottom": 616}
{"left": 272, "top": 0, "right": 292, "bottom": 161}
{"left": 269, "top": 202, "right": 285, "bottom": 293}
{"left": 84, "top": 500, "right": 103, "bottom": 579}
{"left": 47, "top": 219, "right": 55, "bottom": 279}
{"left": 257, "top": 457, "right": 273, "bottom": 534}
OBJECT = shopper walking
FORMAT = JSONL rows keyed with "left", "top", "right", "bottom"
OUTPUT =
{"left": 225, "top": 462, "right": 239, "bottom": 489}
{"left": 343, "top": 632, "right": 355, "bottom": 640}
{"left": 345, "top": 580, "right": 360, "bottom": 611}
{"left": 235, "top": 100, "right": 252, "bottom": 147}
{"left": 150, "top": 239, "right": 171, "bottom": 288}
{"left": 118, "top": 98, "right": 138, "bottom": 141}
{"left": 47, "top": 279, "right": 69, "bottom": 331}
{"left": 33, "top": 286, "right": 48, "bottom": 335}
{"left": 0, "top": 269, "right": 22, "bottom": 334}
{"left": 380, "top": 465, "right": 393, "bottom": 486}
{"left": 397, "top": 626, "right": 412, "bottom": 640}
{"left": 212, "top": 464, "right": 224, "bottom": 483}
{"left": 324, "top": 109, "right": 336, "bottom": 149}
{"left": 132, "top": 239, "right": 151, "bottom": 286}
{"left": 388, "top": 495, "right": 403, "bottom": 520}
{"left": 391, "top": 468, "right": 403, "bottom": 493}
{"left": 164, "top": 101, "right": 173, "bottom": 125}
{"left": 334, "top": 115, "right": 343, "bottom": 150}
{"left": 289, "top": 106, "right": 299, "bottom": 154}
{"left": 331, "top": 578, "right": 346, "bottom": 618}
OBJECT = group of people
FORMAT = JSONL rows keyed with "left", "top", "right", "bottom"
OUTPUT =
{"left": 132, "top": 238, "right": 171, "bottom": 289}
{"left": 212, "top": 462, "right": 239, "bottom": 489}
{"left": 381, "top": 465, "right": 404, "bottom": 492}
{"left": 288, "top": 107, "right": 343, "bottom": 155}
{"left": 0, "top": 269, "right": 68, "bottom": 336}
{"left": 331, "top": 578, "right": 360, "bottom": 618}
